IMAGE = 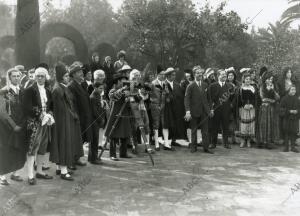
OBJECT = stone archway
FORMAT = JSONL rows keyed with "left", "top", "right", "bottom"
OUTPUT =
{"left": 40, "top": 23, "right": 88, "bottom": 64}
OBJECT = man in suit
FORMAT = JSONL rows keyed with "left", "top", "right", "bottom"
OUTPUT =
{"left": 208, "top": 69, "right": 235, "bottom": 149}
{"left": 68, "top": 63, "right": 101, "bottom": 166}
{"left": 184, "top": 66, "right": 214, "bottom": 153}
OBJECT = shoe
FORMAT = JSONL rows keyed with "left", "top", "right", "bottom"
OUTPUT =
{"left": 171, "top": 141, "right": 181, "bottom": 147}
{"left": 110, "top": 157, "right": 119, "bottom": 161}
{"left": 155, "top": 147, "right": 160, "bottom": 151}
{"left": 0, "top": 179, "right": 9, "bottom": 186}
{"left": 56, "top": 170, "right": 74, "bottom": 175}
{"left": 291, "top": 147, "right": 299, "bottom": 153}
{"left": 240, "top": 142, "right": 245, "bottom": 148}
{"left": 28, "top": 178, "right": 36, "bottom": 185}
{"left": 204, "top": 149, "right": 214, "bottom": 154}
{"left": 61, "top": 174, "right": 74, "bottom": 181}
{"left": 68, "top": 166, "right": 77, "bottom": 171}
{"left": 75, "top": 161, "right": 87, "bottom": 166}
{"left": 36, "top": 173, "right": 53, "bottom": 180}
{"left": 90, "top": 159, "right": 102, "bottom": 165}
{"left": 10, "top": 175, "right": 23, "bottom": 182}
{"left": 190, "top": 148, "right": 197, "bottom": 153}
{"left": 164, "top": 145, "right": 176, "bottom": 151}
{"left": 120, "top": 155, "right": 132, "bottom": 159}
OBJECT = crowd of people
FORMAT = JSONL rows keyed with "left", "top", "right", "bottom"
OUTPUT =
{"left": 0, "top": 50, "right": 299, "bottom": 186}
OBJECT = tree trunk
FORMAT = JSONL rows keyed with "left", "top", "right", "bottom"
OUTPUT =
{"left": 15, "top": 0, "right": 40, "bottom": 69}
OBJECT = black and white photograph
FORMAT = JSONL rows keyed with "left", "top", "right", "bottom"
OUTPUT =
{"left": 0, "top": 0, "right": 300, "bottom": 215}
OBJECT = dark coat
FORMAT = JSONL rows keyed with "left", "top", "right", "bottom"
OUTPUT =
{"left": 163, "top": 81, "right": 186, "bottom": 139}
{"left": 0, "top": 87, "right": 27, "bottom": 175}
{"left": 90, "top": 61, "right": 103, "bottom": 73}
{"left": 280, "top": 95, "right": 300, "bottom": 135}
{"left": 103, "top": 61, "right": 115, "bottom": 94}
{"left": 50, "top": 83, "right": 83, "bottom": 166}
{"left": 81, "top": 81, "right": 94, "bottom": 95}
{"left": 105, "top": 88, "right": 132, "bottom": 138}
{"left": 68, "top": 80, "right": 93, "bottom": 143}
{"left": 23, "top": 83, "right": 53, "bottom": 120}
{"left": 22, "top": 83, "right": 53, "bottom": 153}
{"left": 184, "top": 81, "right": 210, "bottom": 118}
{"left": 208, "top": 82, "right": 234, "bottom": 112}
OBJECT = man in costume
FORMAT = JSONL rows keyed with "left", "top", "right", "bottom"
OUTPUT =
{"left": 162, "top": 67, "right": 186, "bottom": 150}
{"left": 23, "top": 67, "right": 55, "bottom": 185}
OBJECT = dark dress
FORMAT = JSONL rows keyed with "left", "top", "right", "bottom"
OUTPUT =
{"left": 162, "top": 81, "right": 187, "bottom": 139}
{"left": 50, "top": 83, "right": 83, "bottom": 166}
{"left": 280, "top": 95, "right": 300, "bottom": 135}
{"left": 103, "top": 61, "right": 115, "bottom": 97}
{"left": 0, "top": 87, "right": 27, "bottom": 175}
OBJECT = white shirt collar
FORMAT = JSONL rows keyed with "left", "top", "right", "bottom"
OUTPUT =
{"left": 86, "top": 80, "right": 92, "bottom": 86}
{"left": 219, "top": 81, "right": 225, "bottom": 86}
{"left": 10, "top": 85, "right": 19, "bottom": 94}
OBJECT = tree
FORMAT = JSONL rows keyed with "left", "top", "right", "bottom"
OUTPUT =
{"left": 281, "top": 0, "right": 300, "bottom": 25}
{"left": 15, "top": 0, "right": 40, "bottom": 68}
{"left": 118, "top": 0, "right": 255, "bottom": 71}
{"left": 253, "top": 21, "right": 300, "bottom": 75}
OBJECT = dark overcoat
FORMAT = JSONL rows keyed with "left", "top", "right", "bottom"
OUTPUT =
{"left": 163, "top": 81, "right": 186, "bottom": 139}
{"left": 68, "top": 80, "right": 93, "bottom": 143}
{"left": 50, "top": 83, "right": 83, "bottom": 166}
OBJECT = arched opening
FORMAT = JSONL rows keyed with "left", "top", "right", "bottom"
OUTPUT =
{"left": 44, "top": 37, "right": 76, "bottom": 67}
{"left": 40, "top": 22, "right": 88, "bottom": 64}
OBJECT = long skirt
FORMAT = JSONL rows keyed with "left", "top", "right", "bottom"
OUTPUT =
{"left": 239, "top": 107, "right": 255, "bottom": 139}
{"left": 259, "top": 103, "right": 276, "bottom": 144}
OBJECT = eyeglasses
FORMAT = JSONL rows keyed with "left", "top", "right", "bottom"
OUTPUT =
{"left": 36, "top": 75, "right": 45, "bottom": 78}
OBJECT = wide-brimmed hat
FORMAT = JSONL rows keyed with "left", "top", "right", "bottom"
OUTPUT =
{"left": 117, "top": 64, "right": 132, "bottom": 73}
{"left": 113, "top": 72, "right": 128, "bottom": 82}
{"left": 69, "top": 63, "right": 82, "bottom": 77}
